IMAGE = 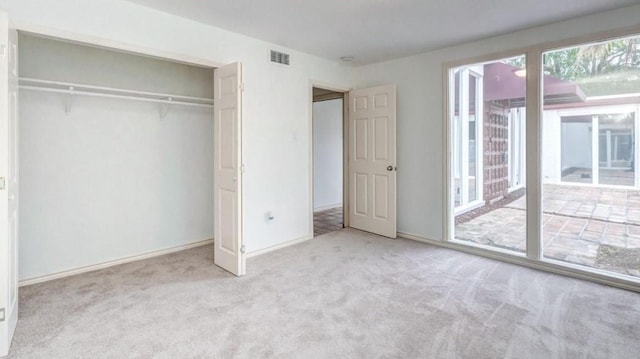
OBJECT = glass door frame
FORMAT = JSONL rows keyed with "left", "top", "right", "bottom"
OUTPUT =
{"left": 443, "top": 28, "right": 640, "bottom": 292}
{"left": 554, "top": 105, "right": 639, "bottom": 188}
{"left": 452, "top": 67, "right": 484, "bottom": 215}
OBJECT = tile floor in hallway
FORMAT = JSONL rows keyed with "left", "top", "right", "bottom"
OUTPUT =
{"left": 314, "top": 207, "right": 343, "bottom": 237}
{"left": 455, "top": 184, "right": 640, "bottom": 278}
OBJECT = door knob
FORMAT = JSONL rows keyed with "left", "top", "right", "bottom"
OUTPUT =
{"left": 387, "top": 166, "right": 393, "bottom": 171}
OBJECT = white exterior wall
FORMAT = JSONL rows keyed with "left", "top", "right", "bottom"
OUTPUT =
{"left": 543, "top": 104, "right": 640, "bottom": 185}
{"left": 561, "top": 122, "right": 592, "bottom": 169}
{"left": 542, "top": 110, "right": 562, "bottom": 182}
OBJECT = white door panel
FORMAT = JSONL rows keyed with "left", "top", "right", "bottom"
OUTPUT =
{"left": 0, "top": 10, "right": 18, "bottom": 356}
{"left": 348, "top": 85, "right": 396, "bottom": 238}
{"left": 214, "top": 62, "right": 245, "bottom": 276}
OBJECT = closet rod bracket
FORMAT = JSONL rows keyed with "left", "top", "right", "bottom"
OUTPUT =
{"left": 158, "top": 97, "right": 172, "bottom": 119}
{"left": 65, "top": 86, "right": 74, "bottom": 115}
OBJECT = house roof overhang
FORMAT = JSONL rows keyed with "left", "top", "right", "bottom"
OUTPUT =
{"left": 483, "top": 62, "right": 586, "bottom": 108}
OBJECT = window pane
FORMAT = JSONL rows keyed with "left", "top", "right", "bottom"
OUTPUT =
{"left": 469, "top": 73, "right": 478, "bottom": 202}
{"left": 542, "top": 34, "right": 640, "bottom": 278}
{"left": 453, "top": 70, "right": 462, "bottom": 207}
{"left": 452, "top": 55, "right": 527, "bottom": 254}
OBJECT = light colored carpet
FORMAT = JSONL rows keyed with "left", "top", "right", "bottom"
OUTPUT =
{"left": 8, "top": 229, "right": 640, "bottom": 358}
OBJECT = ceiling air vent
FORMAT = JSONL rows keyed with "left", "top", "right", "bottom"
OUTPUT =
{"left": 270, "top": 50, "right": 290, "bottom": 66}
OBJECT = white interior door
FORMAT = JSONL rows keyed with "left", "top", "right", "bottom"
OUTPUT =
{"left": 214, "top": 62, "right": 245, "bottom": 276}
{"left": 0, "top": 11, "right": 18, "bottom": 357}
{"left": 348, "top": 84, "right": 397, "bottom": 238}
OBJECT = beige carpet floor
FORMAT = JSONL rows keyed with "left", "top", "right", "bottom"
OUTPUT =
{"left": 8, "top": 229, "right": 640, "bottom": 358}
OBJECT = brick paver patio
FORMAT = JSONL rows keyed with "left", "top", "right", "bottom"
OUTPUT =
{"left": 455, "top": 184, "right": 640, "bottom": 278}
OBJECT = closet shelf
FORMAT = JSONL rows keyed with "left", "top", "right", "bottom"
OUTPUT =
{"left": 18, "top": 78, "right": 214, "bottom": 109}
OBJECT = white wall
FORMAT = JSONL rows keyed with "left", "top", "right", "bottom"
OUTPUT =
{"left": 20, "top": 94, "right": 214, "bottom": 280}
{"left": 19, "top": 33, "right": 215, "bottom": 98}
{"left": 561, "top": 122, "right": 592, "bottom": 170}
{"left": 0, "top": 0, "right": 354, "bottom": 259}
{"left": 353, "top": 4, "right": 640, "bottom": 241}
{"left": 542, "top": 111, "right": 562, "bottom": 182}
{"left": 312, "top": 99, "right": 343, "bottom": 211}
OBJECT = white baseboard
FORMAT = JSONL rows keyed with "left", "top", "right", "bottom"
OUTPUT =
{"left": 246, "top": 235, "right": 312, "bottom": 258}
{"left": 397, "top": 232, "right": 640, "bottom": 293}
{"left": 19, "top": 238, "right": 214, "bottom": 287}
{"left": 313, "top": 203, "right": 343, "bottom": 212}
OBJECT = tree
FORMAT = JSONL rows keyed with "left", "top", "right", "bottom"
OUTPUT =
{"left": 549, "top": 38, "right": 639, "bottom": 75}
{"left": 505, "top": 37, "right": 640, "bottom": 85}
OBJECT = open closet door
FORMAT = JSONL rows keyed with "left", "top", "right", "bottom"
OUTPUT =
{"left": 0, "top": 11, "right": 19, "bottom": 357}
{"left": 348, "top": 85, "right": 397, "bottom": 238}
{"left": 214, "top": 62, "right": 245, "bottom": 276}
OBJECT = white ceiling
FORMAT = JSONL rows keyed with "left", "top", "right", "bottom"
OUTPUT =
{"left": 125, "top": 0, "right": 638, "bottom": 65}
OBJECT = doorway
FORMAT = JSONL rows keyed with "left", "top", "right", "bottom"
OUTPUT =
{"left": 312, "top": 87, "right": 345, "bottom": 237}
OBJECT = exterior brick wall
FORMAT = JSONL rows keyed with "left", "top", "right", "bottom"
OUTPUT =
{"left": 483, "top": 101, "right": 509, "bottom": 203}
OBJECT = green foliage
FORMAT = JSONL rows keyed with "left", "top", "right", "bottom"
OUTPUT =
{"left": 544, "top": 48, "right": 580, "bottom": 80}
{"left": 547, "top": 38, "right": 640, "bottom": 81}
{"left": 504, "top": 37, "right": 640, "bottom": 96}
{"left": 505, "top": 37, "right": 639, "bottom": 79}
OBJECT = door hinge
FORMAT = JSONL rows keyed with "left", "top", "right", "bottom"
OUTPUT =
{"left": 0, "top": 45, "right": 7, "bottom": 60}
{"left": 0, "top": 177, "right": 5, "bottom": 190}
{"left": 240, "top": 245, "right": 246, "bottom": 254}
{"left": 0, "top": 308, "right": 5, "bottom": 322}
{"left": 239, "top": 83, "right": 245, "bottom": 92}
{"left": 240, "top": 164, "right": 245, "bottom": 174}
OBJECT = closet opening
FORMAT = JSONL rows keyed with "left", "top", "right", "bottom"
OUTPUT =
{"left": 16, "top": 31, "right": 220, "bottom": 285}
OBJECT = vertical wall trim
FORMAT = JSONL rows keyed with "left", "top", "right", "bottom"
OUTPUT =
{"left": 342, "top": 92, "right": 350, "bottom": 228}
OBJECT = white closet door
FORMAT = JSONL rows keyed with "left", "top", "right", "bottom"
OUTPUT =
{"left": 348, "top": 84, "right": 397, "bottom": 238}
{"left": 0, "top": 10, "right": 19, "bottom": 357}
{"left": 214, "top": 62, "right": 245, "bottom": 276}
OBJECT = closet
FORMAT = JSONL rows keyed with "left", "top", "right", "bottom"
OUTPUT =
{"left": 17, "top": 33, "right": 217, "bottom": 283}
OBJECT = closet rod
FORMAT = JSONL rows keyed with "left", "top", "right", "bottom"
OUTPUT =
{"left": 19, "top": 77, "right": 214, "bottom": 107}
{"left": 20, "top": 86, "right": 214, "bottom": 108}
